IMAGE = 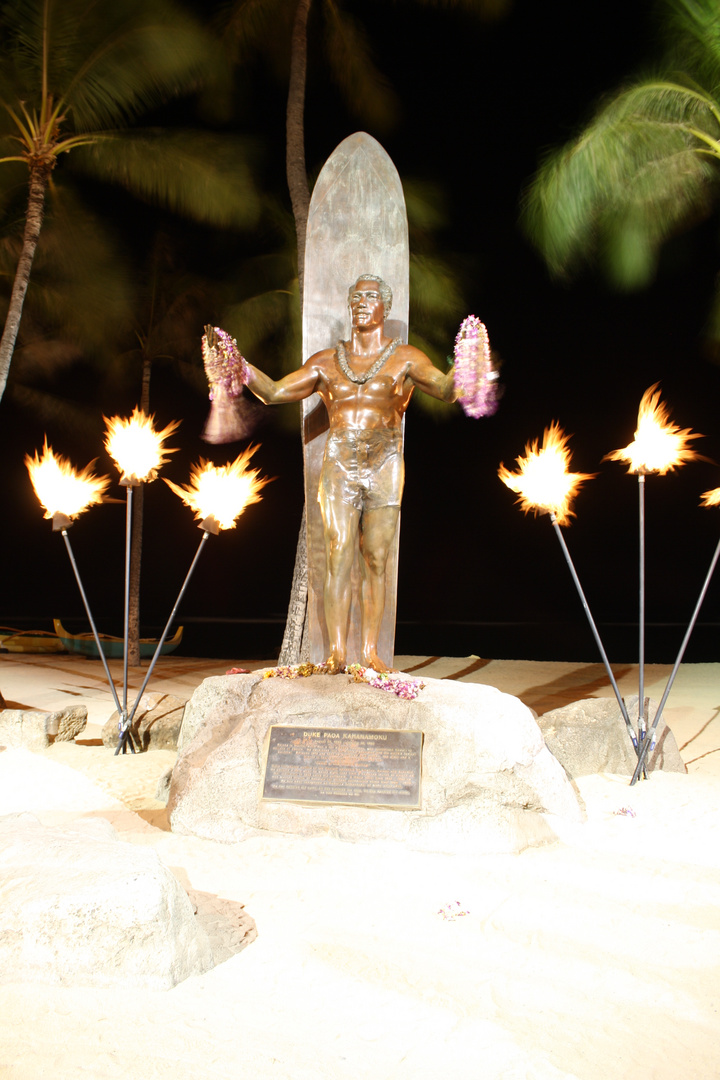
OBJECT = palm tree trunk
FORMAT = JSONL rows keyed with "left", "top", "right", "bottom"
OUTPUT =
{"left": 0, "top": 164, "right": 50, "bottom": 401}
{"left": 127, "top": 353, "right": 152, "bottom": 666}
{"left": 279, "top": 0, "right": 313, "bottom": 665}
{"left": 286, "top": 0, "right": 312, "bottom": 298}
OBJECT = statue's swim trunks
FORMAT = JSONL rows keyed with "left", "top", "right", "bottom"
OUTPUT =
{"left": 318, "top": 429, "right": 404, "bottom": 514}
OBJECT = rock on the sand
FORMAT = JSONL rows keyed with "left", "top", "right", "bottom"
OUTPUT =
{"left": 538, "top": 696, "right": 687, "bottom": 778}
{"left": 168, "top": 671, "right": 584, "bottom": 855}
{"left": 102, "top": 692, "right": 186, "bottom": 751}
{"left": 0, "top": 705, "right": 87, "bottom": 750}
{"left": 0, "top": 813, "right": 213, "bottom": 990}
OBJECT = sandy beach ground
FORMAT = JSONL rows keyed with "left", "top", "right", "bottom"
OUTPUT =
{"left": 0, "top": 652, "right": 719, "bottom": 1080}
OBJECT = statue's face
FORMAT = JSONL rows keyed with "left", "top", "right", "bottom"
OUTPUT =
{"left": 349, "top": 280, "right": 385, "bottom": 329}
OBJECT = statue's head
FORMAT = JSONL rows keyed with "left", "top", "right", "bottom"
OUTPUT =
{"left": 348, "top": 274, "right": 392, "bottom": 317}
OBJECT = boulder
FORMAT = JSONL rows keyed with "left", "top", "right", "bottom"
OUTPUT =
{"left": 0, "top": 705, "right": 87, "bottom": 750}
{"left": 102, "top": 693, "right": 186, "bottom": 751}
{"left": 168, "top": 671, "right": 584, "bottom": 855}
{"left": 0, "top": 813, "right": 214, "bottom": 989}
{"left": 537, "top": 695, "right": 687, "bottom": 778}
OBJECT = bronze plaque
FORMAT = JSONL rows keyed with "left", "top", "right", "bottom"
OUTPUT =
{"left": 262, "top": 726, "right": 422, "bottom": 808}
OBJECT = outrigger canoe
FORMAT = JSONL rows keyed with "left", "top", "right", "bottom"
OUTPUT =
{"left": 0, "top": 627, "right": 65, "bottom": 654}
{"left": 53, "top": 619, "right": 183, "bottom": 659}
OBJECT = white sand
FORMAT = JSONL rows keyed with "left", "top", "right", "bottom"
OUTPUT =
{"left": 0, "top": 653, "right": 719, "bottom": 1079}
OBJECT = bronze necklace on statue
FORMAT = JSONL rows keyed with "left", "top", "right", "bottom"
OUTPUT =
{"left": 336, "top": 338, "right": 402, "bottom": 385}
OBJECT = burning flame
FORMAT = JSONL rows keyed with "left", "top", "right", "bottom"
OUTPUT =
{"left": 25, "top": 440, "right": 110, "bottom": 520}
{"left": 606, "top": 384, "right": 702, "bottom": 474}
{"left": 164, "top": 445, "right": 270, "bottom": 530}
{"left": 700, "top": 486, "right": 720, "bottom": 507}
{"left": 498, "top": 423, "right": 595, "bottom": 526}
{"left": 104, "top": 408, "right": 179, "bottom": 484}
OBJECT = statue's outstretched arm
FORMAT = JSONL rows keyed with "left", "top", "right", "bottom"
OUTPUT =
{"left": 245, "top": 358, "right": 321, "bottom": 405}
{"left": 405, "top": 347, "right": 459, "bottom": 403}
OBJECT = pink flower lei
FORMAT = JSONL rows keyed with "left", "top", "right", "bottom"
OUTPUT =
{"left": 346, "top": 664, "right": 425, "bottom": 700}
{"left": 452, "top": 315, "right": 501, "bottom": 418}
{"left": 202, "top": 327, "right": 249, "bottom": 400}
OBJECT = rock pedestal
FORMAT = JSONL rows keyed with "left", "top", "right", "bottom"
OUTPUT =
{"left": 168, "top": 671, "right": 584, "bottom": 855}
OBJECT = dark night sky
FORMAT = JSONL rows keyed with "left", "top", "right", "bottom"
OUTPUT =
{"left": 4, "top": 0, "right": 720, "bottom": 663}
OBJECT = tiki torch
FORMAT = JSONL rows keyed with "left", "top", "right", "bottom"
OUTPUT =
{"left": 630, "top": 484, "right": 720, "bottom": 784}
{"left": 606, "top": 385, "right": 702, "bottom": 768}
{"left": 498, "top": 423, "right": 640, "bottom": 754}
{"left": 103, "top": 409, "right": 179, "bottom": 749}
{"left": 114, "top": 446, "right": 270, "bottom": 754}
{"left": 25, "top": 442, "right": 121, "bottom": 712}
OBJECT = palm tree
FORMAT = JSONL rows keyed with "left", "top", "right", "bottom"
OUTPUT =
{"left": 522, "top": 0, "right": 720, "bottom": 347}
{"left": 0, "top": 0, "right": 261, "bottom": 404}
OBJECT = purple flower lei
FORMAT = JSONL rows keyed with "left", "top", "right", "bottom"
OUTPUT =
{"left": 453, "top": 315, "right": 500, "bottom": 419}
{"left": 202, "top": 327, "right": 249, "bottom": 400}
{"left": 347, "top": 664, "right": 425, "bottom": 700}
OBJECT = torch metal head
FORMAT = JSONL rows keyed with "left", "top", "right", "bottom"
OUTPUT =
{"left": 199, "top": 514, "right": 221, "bottom": 535}
{"left": 51, "top": 511, "right": 74, "bottom": 532}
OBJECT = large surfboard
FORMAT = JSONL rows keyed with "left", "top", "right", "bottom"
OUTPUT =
{"left": 302, "top": 132, "right": 409, "bottom": 667}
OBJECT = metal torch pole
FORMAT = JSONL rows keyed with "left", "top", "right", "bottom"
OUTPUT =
{"left": 118, "top": 483, "right": 135, "bottom": 752}
{"left": 116, "top": 530, "right": 212, "bottom": 755}
{"left": 638, "top": 472, "right": 647, "bottom": 769}
{"left": 631, "top": 532, "right": 720, "bottom": 784}
{"left": 60, "top": 528, "right": 122, "bottom": 716}
{"left": 550, "top": 513, "right": 639, "bottom": 755}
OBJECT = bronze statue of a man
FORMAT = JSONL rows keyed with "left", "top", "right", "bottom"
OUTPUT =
{"left": 245, "top": 275, "right": 458, "bottom": 674}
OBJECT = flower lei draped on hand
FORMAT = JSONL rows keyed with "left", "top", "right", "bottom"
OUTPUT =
{"left": 452, "top": 315, "right": 501, "bottom": 418}
{"left": 202, "top": 326, "right": 249, "bottom": 401}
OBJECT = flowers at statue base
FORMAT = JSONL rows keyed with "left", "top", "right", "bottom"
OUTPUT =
{"left": 437, "top": 901, "right": 471, "bottom": 921}
{"left": 263, "top": 662, "right": 331, "bottom": 679}
{"left": 346, "top": 664, "right": 425, "bottom": 699}
{"left": 262, "top": 662, "right": 425, "bottom": 699}
{"left": 452, "top": 314, "right": 501, "bottom": 419}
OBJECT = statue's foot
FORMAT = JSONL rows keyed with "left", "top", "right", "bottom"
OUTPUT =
{"left": 325, "top": 651, "right": 346, "bottom": 675}
{"left": 362, "top": 650, "right": 396, "bottom": 675}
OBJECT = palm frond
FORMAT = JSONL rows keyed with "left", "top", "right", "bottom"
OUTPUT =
{"left": 403, "top": 178, "right": 449, "bottom": 232}
{"left": 389, "top": 0, "right": 512, "bottom": 19}
{"left": 223, "top": 288, "right": 298, "bottom": 366}
{"left": 663, "top": 0, "right": 720, "bottom": 84}
{"left": 410, "top": 253, "right": 465, "bottom": 325}
{"left": 63, "top": 17, "right": 222, "bottom": 131}
{"left": 522, "top": 77, "right": 720, "bottom": 285}
{"left": 0, "top": 0, "right": 225, "bottom": 130}
{"left": 9, "top": 382, "right": 102, "bottom": 438}
{"left": 69, "top": 130, "right": 262, "bottom": 228}
{"left": 321, "top": 0, "right": 399, "bottom": 129}
{"left": 219, "top": 0, "right": 292, "bottom": 63}
{"left": 0, "top": 183, "right": 134, "bottom": 348}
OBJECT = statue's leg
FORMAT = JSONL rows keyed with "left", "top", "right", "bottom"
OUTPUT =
{"left": 359, "top": 505, "right": 401, "bottom": 673}
{"left": 321, "top": 497, "right": 360, "bottom": 672}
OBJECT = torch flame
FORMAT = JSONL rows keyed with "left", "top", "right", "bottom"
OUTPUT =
{"left": 104, "top": 408, "right": 179, "bottom": 484}
{"left": 164, "top": 445, "right": 270, "bottom": 530}
{"left": 606, "top": 384, "right": 702, "bottom": 474}
{"left": 700, "top": 486, "right": 720, "bottom": 507}
{"left": 498, "top": 422, "right": 595, "bottom": 527}
{"left": 25, "top": 440, "right": 110, "bottom": 520}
